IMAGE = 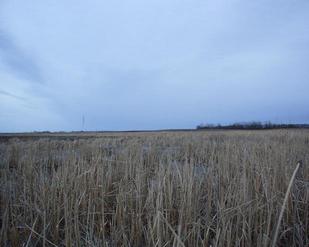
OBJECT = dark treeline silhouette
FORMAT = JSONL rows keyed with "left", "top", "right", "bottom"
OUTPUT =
{"left": 196, "top": 121, "right": 309, "bottom": 130}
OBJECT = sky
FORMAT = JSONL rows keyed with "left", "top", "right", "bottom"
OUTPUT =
{"left": 0, "top": 0, "right": 309, "bottom": 132}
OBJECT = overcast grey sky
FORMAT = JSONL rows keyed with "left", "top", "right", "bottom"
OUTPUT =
{"left": 0, "top": 0, "right": 308, "bottom": 132}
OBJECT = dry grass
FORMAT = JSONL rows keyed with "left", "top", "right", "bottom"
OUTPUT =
{"left": 0, "top": 130, "right": 308, "bottom": 246}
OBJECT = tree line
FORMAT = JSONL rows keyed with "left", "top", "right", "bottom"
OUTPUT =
{"left": 196, "top": 122, "right": 309, "bottom": 130}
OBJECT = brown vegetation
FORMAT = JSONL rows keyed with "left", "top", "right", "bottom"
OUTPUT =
{"left": 1, "top": 130, "right": 308, "bottom": 246}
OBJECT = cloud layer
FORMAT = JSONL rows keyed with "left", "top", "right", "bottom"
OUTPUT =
{"left": 1, "top": 0, "right": 309, "bottom": 131}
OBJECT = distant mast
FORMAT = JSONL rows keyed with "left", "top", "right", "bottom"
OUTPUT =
{"left": 82, "top": 115, "right": 85, "bottom": 131}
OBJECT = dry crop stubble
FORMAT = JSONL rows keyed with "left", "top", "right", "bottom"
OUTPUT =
{"left": 0, "top": 130, "right": 308, "bottom": 246}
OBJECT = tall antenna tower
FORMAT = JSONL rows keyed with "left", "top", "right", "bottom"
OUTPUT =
{"left": 82, "top": 115, "right": 85, "bottom": 131}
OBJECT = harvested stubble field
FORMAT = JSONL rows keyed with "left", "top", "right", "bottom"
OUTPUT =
{"left": 0, "top": 130, "right": 309, "bottom": 247}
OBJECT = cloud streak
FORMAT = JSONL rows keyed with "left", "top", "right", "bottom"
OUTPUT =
{"left": 0, "top": 30, "right": 44, "bottom": 83}
{"left": 0, "top": 89, "right": 27, "bottom": 101}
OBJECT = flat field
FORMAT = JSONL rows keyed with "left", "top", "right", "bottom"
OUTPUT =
{"left": 0, "top": 130, "right": 308, "bottom": 246}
